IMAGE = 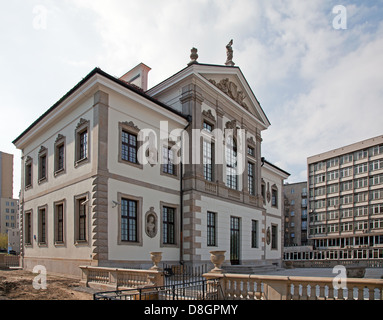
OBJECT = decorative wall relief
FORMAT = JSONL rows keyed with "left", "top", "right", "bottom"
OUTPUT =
{"left": 145, "top": 207, "right": 158, "bottom": 238}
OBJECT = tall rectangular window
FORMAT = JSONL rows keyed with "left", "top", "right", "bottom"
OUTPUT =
{"left": 203, "top": 140, "right": 213, "bottom": 181}
{"left": 25, "top": 211, "right": 32, "bottom": 245}
{"left": 54, "top": 136, "right": 66, "bottom": 175}
{"left": 121, "top": 131, "right": 138, "bottom": 164}
{"left": 58, "top": 145, "right": 64, "bottom": 170}
{"left": 272, "top": 187, "right": 278, "bottom": 207}
{"left": 40, "top": 155, "right": 46, "bottom": 179}
{"left": 38, "top": 149, "right": 47, "bottom": 182}
{"left": 271, "top": 225, "right": 278, "bottom": 249}
{"left": 163, "top": 207, "right": 175, "bottom": 245}
{"left": 75, "top": 119, "right": 90, "bottom": 165}
{"left": 162, "top": 146, "right": 175, "bottom": 175}
{"left": 38, "top": 207, "right": 47, "bottom": 245}
{"left": 76, "top": 197, "right": 87, "bottom": 242}
{"left": 226, "top": 137, "right": 238, "bottom": 190}
{"left": 252, "top": 220, "right": 258, "bottom": 248}
{"left": 78, "top": 130, "right": 88, "bottom": 161}
{"left": 207, "top": 212, "right": 216, "bottom": 246}
{"left": 25, "top": 161, "right": 32, "bottom": 188}
{"left": 248, "top": 162, "right": 255, "bottom": 195}
{"left": 121, "top": 199, "right": 138, "bottom": 242}
{"left": 55, "top": 203, "right": 64, "bottom": 243}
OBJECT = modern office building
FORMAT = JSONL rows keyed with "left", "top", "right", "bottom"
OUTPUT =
{"left": 307, "top": 135, "right": 383, "bottom": 261}
{"left": 283, "top": 182, "right": 308, "bottom": 247}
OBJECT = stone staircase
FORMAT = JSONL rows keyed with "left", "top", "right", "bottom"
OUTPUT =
{"left": 222, "top": 264, "right": 283, "bottom": 275}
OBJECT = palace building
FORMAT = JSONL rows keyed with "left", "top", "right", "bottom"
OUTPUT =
{"left": 13, "top": 47, "right": 289, "bottom": 277}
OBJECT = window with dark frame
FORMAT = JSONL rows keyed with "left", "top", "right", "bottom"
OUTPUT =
{"left": 56, "top": 203, "right": 64, "bottom": 243}
{"left": 25, "top": 211, "right": 32, "bottom": 245}
{"left": 78, "top": 129, "right": 88, "bottom": 161}
{"left": 203, "top": 140, "right": 213, "bottom": 181}
{"left": 226, "top": 136, "right": 238, "bottom": 190}
{"left": 56, "top": 143, "right": 65, "bottom": 172}
{"left": 207, "top": 212, "right": 216, "bottom": 246}
{"left": 248, "top": 146, "right": 254, "bottom": 157}
{"left": 252, "top": 220, "right": 258, "bottom": 248}
{"left": 248, "top": 162, "right": 255, "bottom": 195}
{"left": 121, "top": 131, "right": 138, "bottom": 164}
{"left": 272, "top": 187, "right": 278, "bottom": 207}
{"left": 39, "top": 208, "right": 46, "bottom": 244}
{"left": 121, "top": 198, "right": 137, "bottom": 242}
{"left": 39, "top": 154, "right": 47, "bottom": 181}
{"left": 162, "top": 146, "right": 175, "bottom": 175}
{"left": 25, "top": 162, "right": 32, "bottom": 188}
{"left": 271, "top": 225, "right": 278, "bottom": 249}
{"left": 163, "top": 206, "right": 175, "bottom": 245}
{"left": 78, "top": 198, "right": 87, "bottom": 241}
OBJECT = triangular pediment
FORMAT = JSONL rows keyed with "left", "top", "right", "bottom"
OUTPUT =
{"left": 199, "top": 70, "right": 270, "bottom": 128}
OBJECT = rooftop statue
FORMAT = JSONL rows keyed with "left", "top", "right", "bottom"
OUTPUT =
{"left": 225, "top": 39, "right": 235, "bottom": 66}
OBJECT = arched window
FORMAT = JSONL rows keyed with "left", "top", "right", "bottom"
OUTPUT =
{"left": 226, "top": 135, "right": 237, "bottom": 189}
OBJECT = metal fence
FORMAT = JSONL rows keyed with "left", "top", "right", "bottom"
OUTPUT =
{"left": 0, "top": 254, "right": 20, "bottom": 269}
{"left": 93, "top": 278, "right": 222, "bottom": 301}
{"left": 163, "top": 263, "right": 208, "bottom": 285}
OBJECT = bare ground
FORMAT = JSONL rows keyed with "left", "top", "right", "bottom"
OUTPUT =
{"left": 0, "top": 269, "right": 95, "bottom": 300}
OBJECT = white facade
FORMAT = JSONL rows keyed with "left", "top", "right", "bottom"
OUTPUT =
{"left": 14, "top": 60, "right": 289, "bottom": 277}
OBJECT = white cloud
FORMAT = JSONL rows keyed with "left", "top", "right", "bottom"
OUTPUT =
{"left": 263, "top": 18, "right": 383, "bottom": 179}
{"left": 1, "top": 0, "right": 382, "bottom": 195}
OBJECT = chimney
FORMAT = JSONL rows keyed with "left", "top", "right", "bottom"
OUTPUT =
{"left": 120, "top": 63, "right": 151, "bottom": 91}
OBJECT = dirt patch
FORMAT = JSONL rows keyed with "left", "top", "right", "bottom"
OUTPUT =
{"left": 0, "top": 269, "right": 94, "bottom": 300}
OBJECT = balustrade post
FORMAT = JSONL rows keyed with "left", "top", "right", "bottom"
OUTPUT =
{"left": 264, "top": 277, "right": 289, "bottom": 300}
{"left": 80, "top": 266, "right": 90, "bottom": 287}
{"left": 110, "top": 269, "right": 118, "bottom": 289}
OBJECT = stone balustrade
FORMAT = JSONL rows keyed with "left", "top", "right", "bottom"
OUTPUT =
{"left": 80, "top": 266, "right": 164, "bottom": 291}
{"left": 203, "top": 272, "right": 383, "bottom": 300}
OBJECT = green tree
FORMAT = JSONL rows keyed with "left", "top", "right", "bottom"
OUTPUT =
{"left": 0, "top": 233, "right": 8, "bottom": 250}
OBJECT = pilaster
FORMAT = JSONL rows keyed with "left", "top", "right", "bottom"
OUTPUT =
{"left": 91, "top": 90, "right": 109, "bottom": 263}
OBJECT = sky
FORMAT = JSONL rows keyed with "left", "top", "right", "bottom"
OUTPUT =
{"left": 1, "top": 0, "right": 383, "bottom": 197}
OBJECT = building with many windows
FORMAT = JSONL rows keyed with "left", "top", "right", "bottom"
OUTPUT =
{"left": 307, "top": 135, "right": 383, "bottom": 261}
{"left": 283, "top": 182, "right": 308, "bottom": 247}
{"left": 13, "top": 50, "right": 289, "bottom": 277}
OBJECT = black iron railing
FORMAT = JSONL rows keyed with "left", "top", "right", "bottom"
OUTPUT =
{"left": 93, "top": 278, "right": 223, "bottom": 301}
{"left": 163, "top": 263, "right": 208, "bottom": 285}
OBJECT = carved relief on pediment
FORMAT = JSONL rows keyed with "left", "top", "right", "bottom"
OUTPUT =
{"left": 209, "top": 78, "right": 249, "bottom": 110}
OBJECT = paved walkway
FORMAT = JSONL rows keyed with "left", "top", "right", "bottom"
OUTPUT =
{"left": 262, "top": 267, "right": 383, "bottom": 279}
